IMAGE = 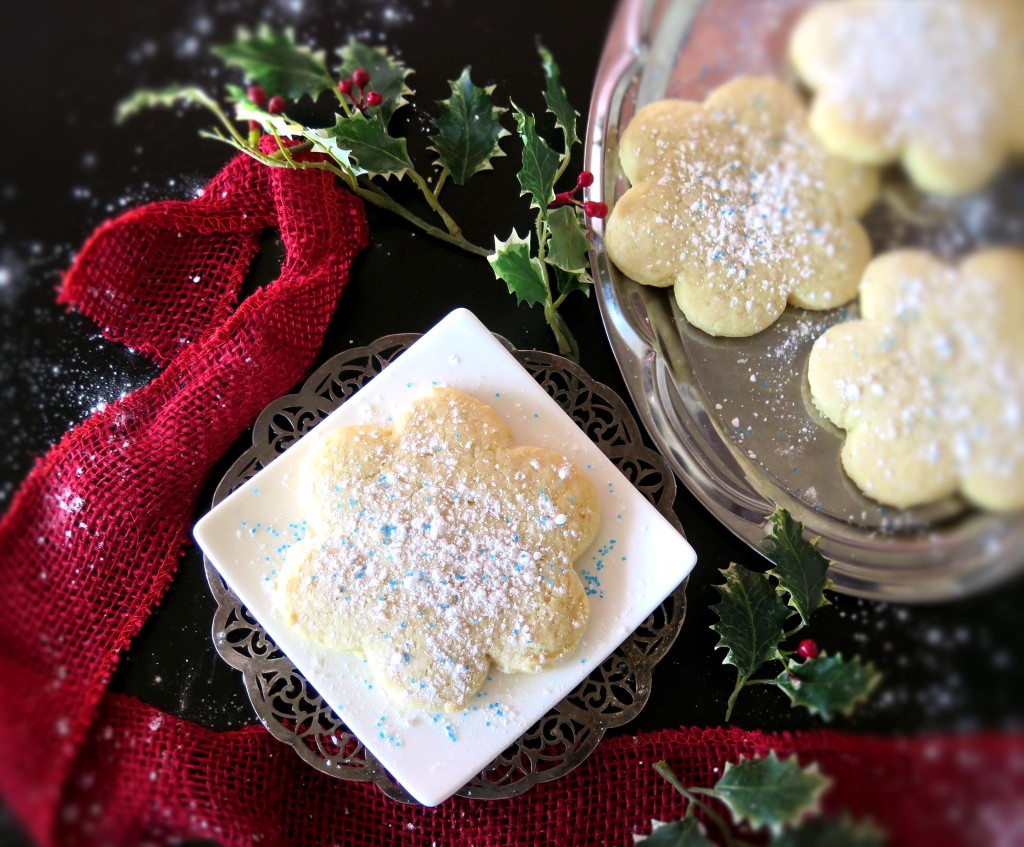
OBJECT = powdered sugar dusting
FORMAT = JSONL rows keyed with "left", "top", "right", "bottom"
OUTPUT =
{"left": 275, "top": 388, "right": 599, "bottom": 711}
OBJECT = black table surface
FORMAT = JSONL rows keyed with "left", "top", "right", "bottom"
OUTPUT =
{"left": 2, "top": 1, "right": 1023, "bottom": 843}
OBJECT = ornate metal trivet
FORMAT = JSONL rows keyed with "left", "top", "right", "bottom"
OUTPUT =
{"left": 204, "top": 333, "right": 689, "bottom": 803}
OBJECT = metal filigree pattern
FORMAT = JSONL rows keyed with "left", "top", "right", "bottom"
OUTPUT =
{"left": 204, "top": 333, "right": 689, "bottom": 803}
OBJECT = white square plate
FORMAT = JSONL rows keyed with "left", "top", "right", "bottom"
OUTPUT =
{"left": 194, "top": 308, "right": 697, "bottom": 806}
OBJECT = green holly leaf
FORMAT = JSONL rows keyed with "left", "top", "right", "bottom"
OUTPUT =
{"left": 488, "top": 231, "right": 549, "bottom": 307}
{"left": 633, "top": 819, "right": 715, "bottom": 846}
{"left": 115, "top": 85, "right": 218, "bottom": 124}
{"left": 315, "top": 112, "right": 414, "bottom": 178}
{"left": 334, "top": 40, "right": 413, "bottom": 125}
{"left": 213, "top": 26, "right": 333, "bottom": 101}
{"left": 776, "top": 654, "right": 882, "bottom": 721}
{"left": 428, "top": 67, "right": 508, "bottom": 185}
{"left": 538, "top": 44, "right": 578, "bottom": 150}
{"left": 546, "top": 205, "right": 590, "bottom": 273}
{"left": 713, "top": 752, "right": 831, "bottom": 835}
{"left": 711, "top": 563, "right": 790, "bottom": 679}
{"left": 513, "top": 104, "right": 561, "bottom": 212}
{"left": 552, "top": 266, "right": 592, "bottom": 299}
{"left": 772, "top": 814, "right": 887, "bottom": 847}
{"left": 764, "top": 508, "right": 832, "bottom": 627}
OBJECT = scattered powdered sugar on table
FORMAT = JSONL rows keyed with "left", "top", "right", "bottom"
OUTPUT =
{"left": 828, "top": 597, "right": 1022, "bottom": 731}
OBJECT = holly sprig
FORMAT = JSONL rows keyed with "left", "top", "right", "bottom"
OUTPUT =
{"left": 638, "top": 753, "right": 886, "bottom": 847}
{"left": 117, "top": 26, "right": 598, "bottom": 359}
{"left": 712, "top": 509, "right": 882, "bottom": 722}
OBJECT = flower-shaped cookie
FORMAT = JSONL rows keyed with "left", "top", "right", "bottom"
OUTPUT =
{"left": 790, "top": 0, "right": 1024, "bottom": 195}
{"left": 275, "top": 387, "right": 600, "bottom": 711}
{"left": 808, "top": 249, "right": 1024, "bottom": 511}
{"left": 604, "top": 76, "right": 877, "bottom": 337}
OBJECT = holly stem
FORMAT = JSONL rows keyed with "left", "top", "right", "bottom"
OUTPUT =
{"left": 432, "top": 167, "right": 450, "bottom": 198}
{"left": 545, "top": 304, "right": 578, "bottom": 360}
{"left": 724, "top": 673, "right": 747, "bottom": 722}
{"left": 334, "top": 87, "right": 354, "bottom": 117}
{"left": 653, "top": 762, "right": 740, "bottom": 847}
{"left": 552, "top": 146, "right": 573, "bottom": 193}
{"left": 270, "top": 139, "right": 314, "bottom": 163}
{"left": 407, "top": 170, "right": 461, "bottom": 236}
{"left": 535, "top": 212, "right": 549, "bottom": 264}
{"left": 532, "top": 213, "right": 578, "bottom": 360}
{"left": 198, "top": 92, "right": 253, "bottom": 150}
{"left": 354, "top": 181, "right": 490, "bottom": 256}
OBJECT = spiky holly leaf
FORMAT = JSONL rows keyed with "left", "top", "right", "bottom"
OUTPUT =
{"left": 335, "top": 40, "right": 412, "bottom": 125}
{"left": 632, "top": 819, "right": 715, "bottom": 846}
{"left": 538, "top": 43, "right": 578, "bottom": 150}
{"left": 546, "top": 205, "right": 590, "bottom": 273}
{"left": 552, "top": 266, "right": 592, "bottom": 299}
{"left": 428, "top": 67, "right": 508, "bottom": 185}
{"left": 772, "top": 814, "right": 887, "bottom": 847}
{"left": 776, "top": 654, "right": 881, "bottom": 721}
{"left": 488, "top": 231, "right": 548, "bottom": 307}
{"left": 214, "top": 26, "right": 333, "bottom": 101}
{"left": 316, "top": 112, "right": 414, "bottom": 178}
{"left": 116, "top": 85, "right": 219, "bottom": 124}
{"left": 513, "top": 104, "right": 561, "bottom": 212}
{"left": 711, "top": 563, "right": 790, "bottom": 679}
{"left": 713, "top": 752, "right": 830, "bottom": 835}
{"left": 764, "top": 508, "right": 832, "bottom": 627}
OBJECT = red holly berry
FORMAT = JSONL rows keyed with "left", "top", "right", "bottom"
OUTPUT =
{"left": 797, "top": 639, "right": 819, "bottom": 659}
{"left": 267, "top": 95, "right": 286, "bottom": 114}
{"left": 366, "top": 90, "right": 383, "bottom": 107}
{"left": 248, "top": 120, "right": 260, "bottom": 133}
{"left": 338, "top": 79, "right": 353, "bottom": 95}
{"left": 247, "top": 85, "right": 266, "bottom": 106}
{"left": 352, "top": 68, "right": 371, "bottom": 89}
{"left": 576, "top": 171, "right": 595, "bottom": 188}
{"left": 583, "top": 200, "right": 608, "bottom": 218}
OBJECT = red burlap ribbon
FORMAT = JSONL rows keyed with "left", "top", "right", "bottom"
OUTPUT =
{"left": 52, "top": 695, "right": 1024, "bottom": 847}
{"left": 1, "top": 148, "right": 1023, "bottom": 847}
{"left": 0, "top": 145, "right": 368, "bottom": 844}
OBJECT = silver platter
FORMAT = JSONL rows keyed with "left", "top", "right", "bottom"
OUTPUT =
{"left": 585, "top": 0, "right": 1024, "bottom": 602}
{"left": 203, "top": 333, "right": 688, "bottom": 803}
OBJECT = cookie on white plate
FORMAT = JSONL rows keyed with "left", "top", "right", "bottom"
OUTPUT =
{"left": 276, "top": 386, "right": 600, "bottom": 711}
